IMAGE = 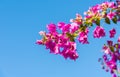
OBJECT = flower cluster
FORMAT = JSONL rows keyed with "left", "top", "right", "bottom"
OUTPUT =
{"left": 36, "top": 2, "right": 117, "bottom": 60}
{"left": 83, "top": 1, "right": 117, "bottom": 26}
{"left": 109, "top": 28, "right": 116, "bottom": 38}
{"left": 37, "top": 1, "right": 120, "bottom": 77}
{"left": 36, "top": 23, "right": 79, "bottom": 60}
{"left": 93, "top": 26, "right": 105, "bottom": 38}
{"left": 99, "top": 37, "right": 120, "bottom": 77}
{"left": 37, "top": 1, "right": 119, "bottom": 60}
{"left": 78, "top": 28, "right": 89, "bottom": 44}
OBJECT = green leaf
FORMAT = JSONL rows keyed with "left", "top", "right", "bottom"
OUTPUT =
{"left": 66, "top": 32, "right": 71, "bottom": 37}
{"left": 110, "top": 46, "right": 114, "bottom": 52}
{"left": 79, "top": 26, "right": 86, "bottom": 32}
{"left": 84, "top": 21, "right": 93, "bottom": 27}
{"left": 88, "top": 23, "right": 93, "bottom": 27}
{"left": 114, "top": 44, "right": 119, "bottom": 49}
{"left": 112, "top": 16, "right": 117, "bottom": 24}
{"left": 66, "top": 33, "right": 75, "bottom": 42}
{"left": 95, "top": 19, "right": 100, "bottom": 26}
{"left": 105, "top": 17, "right": 110, "bottom": 24}
{"left": 70, "top": 37, "right": 75, "bottom": 42}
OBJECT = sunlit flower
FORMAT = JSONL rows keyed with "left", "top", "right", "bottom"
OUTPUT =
{"left": 78, "top": 28, "right": 89, "bottom": 44}
{"left": 93, "top": 26, "right": 105, "bottom": 38}
{"left": 107, "top": 12, "right": 116, "bottom": 20}
{"left": 47, "top": 23, "right": 57, "bottom": 33}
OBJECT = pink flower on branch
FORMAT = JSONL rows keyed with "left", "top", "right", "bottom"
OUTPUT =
{"left": 37, "top": 1, "right": 119, "bottom": 65}
{"left": 102, "top": 45, "right": 110, "bottom": 54}
{"left": 36, "top": 40, "right": 43, "bottom": 45}
{"left": 47, "top": 23, "right": 57, "bottom": 33}
{"left": 70, "top": 13, "right": 82, "bottom": 25}
{"left": 109, "top": 28, "right": 116, "bottom": 38}
{"left": 58, "top": 22, "right": 71, "bottom": 33}
{"left": 45, "top": 40, "right": 60, "bottom": 54}
{"left": 108, "top": 2, "right": 116, "bottom": 8}
{"left": 60, "top": 42, "right": 78, "bottom": 60}
{"left": 93, "top": 26, "right": 105, "bottom": 38}
{"left": 78, "top": 28, "right": 89, "bottom": 44}
{"left": 107, "top": 12, "right": 116, "bottom": 20}
{"left": 70, "top": 23, "right": 79, "bottom": 33}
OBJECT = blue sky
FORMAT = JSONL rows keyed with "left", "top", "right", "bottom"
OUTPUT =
{"left": 0, "top": 0, "right": 120, "bottom": 77}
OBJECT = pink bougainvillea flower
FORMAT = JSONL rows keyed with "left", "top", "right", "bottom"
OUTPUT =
{"left": 57, "top": 22, "right": 65, "bottom": 29}
{"left": 101, "top": 2, "right": 109, "bottom": 10}
{"left": 62, "top": 24, "right": 71, "bottom": 33}
{"left": 107, "top": 12, "right": 116, "bottom": 20}
{"left": 39, "top": 31, "right": 45, "bottom": 35}
{"left": 70, "top": 23, "right": 79, "bottom": 33}
{"left": 37, "top": 0, "right": 119, "bottom": 66}
{"left": 107, "top": 40, "right": 113, "bottom": 46}
{"left": 102, "top": 45, "right": 110, "bottom": 54}
{"left": 60, "top": 42, "right": 78, "bottom": 60}
{"left": 61, "top": 49, "right": 78, "bottom": 60}
{"left": 53, "top": 44, "right": 60, "bottom": 54}
{"left": 102, "top": 54, "right": 117, "bottom": 76}
{"left": 57, "top": 34, "right": 69, "bottom": 47}
{"left": 106, "top": 59, "right": 117, "bottom": 70}
{"left": 58, "top": 22, "right": 70, "bottom": 33}
{"left": 44, "top": 40, "right": 59, "bottom": 54}
{"left": 108, "top": 2, "right": 116, "bottom": 8}
{"left": 47, "top": 23, "right": 57, "bottom": 33}
{"left": 93, "top": 26, "right": 105, "bottom": 38}
{"left": 90, "top": 4, "right": 101, "bottom": 13}
{"left": 36, "top": 40, "right": 43, "bottom": 45}
{"left": 70, "top": 13, "right": 82, "bottom": 25}
{"left": 45, "top": 40, "right": 55, "bottom": 50}
{"left": 103, "top": 55, "right": 108, "bottom": 61}
{"left": 78, "top": 28, "right": 89, "bottom": 44}
{"left": 109, "top": 28, "right": 116, "bottom": 38}
{"left": 84, "top": 15, "right": 93, "bottom": 19}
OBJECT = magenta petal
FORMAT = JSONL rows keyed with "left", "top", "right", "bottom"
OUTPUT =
{"left": 36, "top": 40, "right": 43, "bottom": 45}
{"left": 93, "top": 26, "right": 105, "bottom": 38}
{"left": 109, "top": 28, "right": 116, "bottom": 38}
{"left": 78, "top": 28, "right": 89, "bottom": 44}
{"left": 47, "top": 23, "right": 57, "bottom": 33}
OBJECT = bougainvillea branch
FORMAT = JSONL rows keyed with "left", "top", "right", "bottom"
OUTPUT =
{"left": 36, "top": 1, "right": 118, "bottom": 60}
{"left": 36, "top": 0, "right": 120, "bottom": 77}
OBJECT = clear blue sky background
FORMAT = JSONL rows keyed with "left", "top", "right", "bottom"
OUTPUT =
{"left": 0, "top": 0, "right": 120, "bottom": 77}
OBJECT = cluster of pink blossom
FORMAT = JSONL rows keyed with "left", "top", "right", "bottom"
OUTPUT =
{"left": 36, "top": 0, "right": 120, "bottom": 77}
{"left": 83, "top": 1, "right": 117, "bottom": 26}
{"left": 99, "top": 37, "right": 120, "bottom": 77}
{"left": 109, "top": 28, "right": 116, "bottom": 38}
{"left": 78, "top": 28, "right": 89, "bottom": 44}
{"left": 37, "top": 1, "right": 119, "bottom": 59}
{"left": 93, "top": 26, "right": 105, "bottom": 38}
{"left": 36, "top": 23, "right": 79, "bottom": 60}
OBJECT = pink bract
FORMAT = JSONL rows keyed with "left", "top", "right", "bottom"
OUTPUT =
{"left": 93, "top": 26, "right": 105, "bottom": 38}
{"left": 107, "top": 12, "right": 116, "bottom": 20}
{"left": 109, "top": 28, "right": 116, "bottom": 38}
{"left": 47, "top": 23, "right": 57, "bottom": 33}
{"left": 58, "top": 22, "right": 71, "bottom": 33}
{"left": 60, "top": 42, "right": 78, "bottom": 60}
{"left": 70, "top": 23, "right": 79, "bottom": 33}
{"left": 78, "top": 28, "right": 89, "bottom": 44}
{"left": 36, "top": 40, "right": 43, "bottom": 45}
